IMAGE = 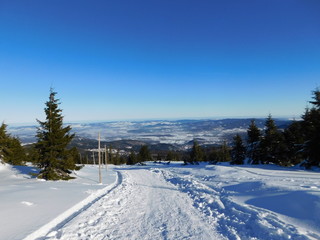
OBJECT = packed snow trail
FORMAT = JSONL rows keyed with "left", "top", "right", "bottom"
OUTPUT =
{"left": 42, "top": 167, "right": 223, "bottom": 240}
{"left": 160, "top": 168, "right": 312, "bottom": 240}
{"left": 25, "top": 163, "right": 320, "bottom": 240}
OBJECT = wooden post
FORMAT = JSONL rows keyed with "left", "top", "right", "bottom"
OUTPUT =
{"left": 98, "top": 132, "right": 102, "bottom": 184}
{"left": 105, "top": 145, "right": 108, "bottom": 171}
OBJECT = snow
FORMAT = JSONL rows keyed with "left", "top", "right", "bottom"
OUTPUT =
{"left": 1, "top": 162, "right": 320, "bottom": 240}
{"left": 0, "top": 163, "right": 116, "bottom": 240}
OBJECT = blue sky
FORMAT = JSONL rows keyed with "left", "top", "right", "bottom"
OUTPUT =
{"left": 1, "top": 0, "right": 320, "bottom": 124}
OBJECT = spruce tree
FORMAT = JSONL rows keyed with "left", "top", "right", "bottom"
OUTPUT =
{"left": 127, "top": 150, "right": 137, "bottom": 165}
{"left": 166, "top": 151, "right": 180, "bottom": 161}
{"left": 260, "top": 115, "right": 286, "bottom": 165}
{"left": 35, "top": 89, "right": 78, "bottom": 180}
{"left": 138, "top": 145, "right": 152, "bottom": 163}
{"left": 189, "top": 140, "right": 204, "bottom": 164}
{"left": 246, "top": 120, "right": 262, "bottom": 164}
{"left": 302, "top": 89, "right": 320, "bottom": 168}
{"left": 231, "top": 134, "right": 246, "bottom": 165}
{"left": 283, "top": 120, "right": 304, "bottom": 166}
{"left": 217, "top": 141, "right": 231, "bottom": 162}
{"left": 0, "top": 123, "right": 10, "bottom": 163}
{"left": 0, "top": 122, "right": 26, "bottom": 165}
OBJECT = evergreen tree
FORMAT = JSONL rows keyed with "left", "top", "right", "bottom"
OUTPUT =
{"left": 260, "top": 115, "right": 286, "bottom": 165}
{"left": 166, "top": 151, "right": 180, "bottom": 161}
{"left": 208, "top": 146, "right": 220, "bottom": 164}
{"left": 246, "top": 119, "right": 262, "bottom": 164}
{"left": 189, "top": 140, "right": 204, "bottom": 164}
{"left": 138, "top": 145, "right": 152, "bottom": 162}
{"left": 283, "top": 120, "right": 304, "bottom": 166}
{"left": 113, "top": 150, "right": 121, "bottom": 165}
{"left": 35, "top": 89, "right": 78, "bottom": 180}
{"left": 302, "top": 89, "right": 320, "bottom": 168}
{"left": 231, "top": 134, "right": 246, "bottom": 165}
{"left": 0, "top": 123, "right": 10, "bottom": 163}
{"left": 127, "top": 150, "right": 137, "bottom": 165}
{"left": 0, "top": 122, "right": 26, "bottom": 165}
{"left": 108, "top": 146, "right": 113, "bottom": 164}
{"left": 217, "top": 141, "right": 231, "bottom": 162}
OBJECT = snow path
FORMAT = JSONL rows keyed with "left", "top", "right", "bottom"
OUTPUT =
{"left": 9, "top": 163, "right": 320, "bottom": 240}
{"left": 41, "top": 168, "right": 223, "bottom": 240}
{"left": 161, "top": 168, "right": 311, "bottom": 240}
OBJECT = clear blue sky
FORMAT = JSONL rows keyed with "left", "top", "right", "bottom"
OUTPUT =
{"left": 1, "top": 0, "right": 320, "bottom": 124}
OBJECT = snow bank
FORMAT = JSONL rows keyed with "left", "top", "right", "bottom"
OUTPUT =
{"left": 0, "top": 165, "right": 117, "bottom": 240}
{"left": 24, "top": 172, "right": 121, "bottom": 240}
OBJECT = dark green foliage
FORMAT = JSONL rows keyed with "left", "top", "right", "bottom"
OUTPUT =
{"left": 260, "top": 115, "right": 286, "bottom": 165}
{"left": 127, "top": 150, "right": 138, "bottom": 165}
{"left": 208, "top": 146, "right": 220, "bottom": 164}
{"left": 231, "top": 134, "right": 246, "bottom": 165}
{"left": 35, "top": 89, "right": 78, "bottom": 180}
{"left": 246, "top": 119, "right": 262, "bottom": 164}
{"left": 208, "top": 141, "right": 231, "bottom": 164}
{"left": 188, "top": 141, "right": 204, "bottom": 164}
{"left": 138, "top": 145, "right": 152, "bottom": 162}
{"left": 166, "top": 151, "right": 180, "bottom": 161}
{"left": 302, "top": 89, "right": 320, "bottom": 168}
{"left": 0, "top": 123, "right": 26, "bottom": 165}
{"left": 110, "top": 150, "right": 126, "bottom": 165}
{"left": 218, "top": 141, "right": 231, "bottom": 162}
{"left": 282, "top": 121, "right": 304, "bottom": 166}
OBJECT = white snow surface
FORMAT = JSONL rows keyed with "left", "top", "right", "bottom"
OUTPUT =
{"left": 1, "top": 162, "right": 320, "bottom": 240}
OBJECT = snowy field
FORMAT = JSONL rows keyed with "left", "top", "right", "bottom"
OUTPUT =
{"left": 1, "top": 162, "right": 320, "bottom": 240}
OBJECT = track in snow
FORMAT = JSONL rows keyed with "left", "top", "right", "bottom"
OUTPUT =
{"left": 31, "top": 165, "right": 319, "bottom": 240}
{"left": 41, "top": 168, "right": 222, "bottom": 240}
{"left": 24, "top": 172, "right": 122, "bottom": 240}
{"left": 160, "top": 168, "right": 311, "bottom": 240}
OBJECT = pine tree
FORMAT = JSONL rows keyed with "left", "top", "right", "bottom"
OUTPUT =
{"left": 35, "top": 89, "right": 78, "bottom": 180}
{"left": 302, "top": 89, "right": 320, "bottom": 168}
{"left": 189, "top": 140, "right": 204, "bottom": 164}
{"left": 246, "top": 120, "right": 262, "bottom": 164}
{"left": 231, "top": 134, "right": 246, "bottom": 165}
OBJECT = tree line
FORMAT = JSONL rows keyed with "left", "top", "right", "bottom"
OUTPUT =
{"left": 186, "top": 89, "right": 320, "bottom": 169}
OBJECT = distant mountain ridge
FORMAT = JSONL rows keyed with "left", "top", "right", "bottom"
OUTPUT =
{"left": 9, "top": 118, "right": 292, "bottom": 148}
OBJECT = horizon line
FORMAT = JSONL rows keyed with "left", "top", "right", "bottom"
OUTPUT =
{"left": 6, "top": 115, "right": 301, "bottom": 126}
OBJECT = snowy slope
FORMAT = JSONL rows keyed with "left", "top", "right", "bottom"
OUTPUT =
{"left": 0, "top": 163, "right": 117, "bottom": 240}
{"left": 1, "top": 163, "right": 320, "bottom": 240}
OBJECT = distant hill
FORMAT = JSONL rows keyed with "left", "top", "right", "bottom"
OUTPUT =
{"left": 9, "top": 118, "right": 292, "bottom": 150}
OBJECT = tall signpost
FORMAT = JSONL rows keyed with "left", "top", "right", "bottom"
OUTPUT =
{"left": 98, "top": 132, "right": 102, "bottom": 184}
